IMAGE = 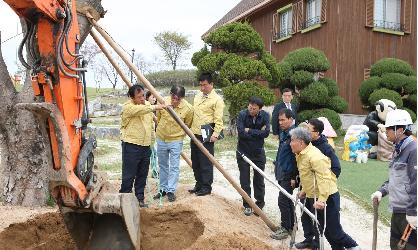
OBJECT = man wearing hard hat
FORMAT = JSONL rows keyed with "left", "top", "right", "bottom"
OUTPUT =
{"left": 371, "top": 109, "right": 417, "bottom": 249}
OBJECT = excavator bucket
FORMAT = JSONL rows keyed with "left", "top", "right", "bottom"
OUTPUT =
{"left": 61, "top": 181, "right": 141, "bottom": 250}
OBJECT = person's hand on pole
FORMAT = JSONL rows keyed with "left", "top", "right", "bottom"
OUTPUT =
{"left": 313, "top": 201, "right": 325, "bottom": 210}
{"left": 371, "top": 191, "right": 382, "bottom": 204}
{"left": 406, "top": 215, "right": 417, "bottom": 229}
{"left": 298, "top": 191, "right": 306, "bottom": 199}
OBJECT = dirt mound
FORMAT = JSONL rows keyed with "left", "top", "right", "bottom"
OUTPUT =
{"left": 192, "top": 232, "right": 273, "bottom": 250}
{"left": 0, "top": 212, "right": 75, "bottom": 250}
{"left": 140, "top": 205, "right": 204, "bottom": 249}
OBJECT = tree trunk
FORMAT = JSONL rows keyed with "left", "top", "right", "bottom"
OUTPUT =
{"left": 0, "top": 0, "right": 104, "bottom": 206}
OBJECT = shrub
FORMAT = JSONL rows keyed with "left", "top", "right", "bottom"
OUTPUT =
{"left": 205, "top": 22, "right": 264, "bottom": 53}
{"left": 196, "top": 52, "right": 228, "bottom": 73}
{"left": 405, "top": 94, "right": 417, "bottom": 111}
{"left": 191, "top": 46, "right": 209, "bottom": 66}
{"left": 269, "top": 62, "right": 293, "bottom": 88}
{"left": 314, "top": 108, "right": 342, "bottom": 130}
{"left": 219, "top": 54, "right": 272, "bottom": 84}
{"left": 298, "top": 109, "right": 316, "bottom": 123}
{"left": 290, "top": 70, "right": 314, "bottom": 88}
{"left": 358, "top": 77, "right": 382, "bottom": 104}
{"left": 319, "top": 77, "right": 339, "bottom": 97}
{"left": 327, "top": 96, "right": 348, "bottom": 113}
{"left": 380, "top": 73, "right": 409, "bottom": 92}
{"left": 223, "top": 81, "right": 275, "bottom": 118}
{"left": 283, "top": 47, "right": 330, "bottom": 72}
{"left": 300, "top": 82, "right": 329, "bottom": 106}
{"left": 368, "top": 88, "right": 403, "bottom": 108}
{"left": 403, "top": 107, "right": 417, "bottom": 123}
{"left": 404, "top": 76, "right": 417, "bottom": 94}
{"left": 370, "top": 58, "right": 416, "bottom": 77}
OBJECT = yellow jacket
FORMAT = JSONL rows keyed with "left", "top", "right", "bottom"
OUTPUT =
{"left": 295, "top": 143, "right": 338, "bottom": 202}
{"left": 156, "top": 97, "right": 194, "bottom": 142}
{"left": 120, "top": 100, "right": 155, "bottom": 146}
{"left": 191, "top": 90, "right": 224, "bottom": 137}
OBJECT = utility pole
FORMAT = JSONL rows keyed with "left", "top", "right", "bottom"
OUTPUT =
{"left": 130, "top": 48, "right": 135, "bottom": 83}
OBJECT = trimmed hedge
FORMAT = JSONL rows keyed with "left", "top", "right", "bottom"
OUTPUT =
{"left": 282, "top": 47, "right": 330, "bottom": 72}
{"left": 319, "top": 77, "right": 339, "bottom": 97}
{"left": 291, "top": 70, "right": 314, "bottom": 88}
{"left": 219, "top": 54, "right": 272, "bottom": 84}
{"left": 205, "top": 22, "right": 264, "bottom": 53}
{"left": 298, "top": 108, "right": 342, "bottom": 129}
{"left": 404, "top": 76, "right": 417, "bottom": 94}
{"left": 405, "top": 94, "right": 417, "bottom": 111}
{"left": 300, "top": 82, "right": 329, "bottom": 106}
{"left": 269, "top": 62, "right": 293, "bottom": 88}
{"left": 380, "top": 73, "right": 409, "bottom": 92}
{"left": 223, "top": 81, "right": 275, "bottom": 118}
{"left": 327, "top": 96, "right": 348, "bottom": 113}
{"left": 196, "top": 52, "right": 228, "bottom": 74}
{"left": 368, "top": 88, "right": 403, "bottom": 108}
{"left": 358, "top": 76, "right": 382, "bottom": 104}
{"left": 370, "top": 58, "right": 416, "bottom": 77}
{"left": 403, "top": 107, "right": 417, "bottom": 123}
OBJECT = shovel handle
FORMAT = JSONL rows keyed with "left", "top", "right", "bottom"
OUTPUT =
{"left": 398, "top": 224, "right": 413, "bottom": 250}
{"left": 372, "top": 201, "right": 379, "bottom": 250}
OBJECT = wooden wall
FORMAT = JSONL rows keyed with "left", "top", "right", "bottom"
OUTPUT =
{"left": 241, "top": 0, "right": 417, "bottom": 114}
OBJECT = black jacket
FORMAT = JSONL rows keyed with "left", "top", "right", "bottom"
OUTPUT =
{"left": 271, "top": 102, "right": 298, "bottom": 135}
{"left": 237, "top": 109, "right": 270, "bottom": 156}
{"left": 275, "top": 126, "right": 297, "bottom": 181}
{"left": 312, "top": 134, "right": 341, "bottom": 178}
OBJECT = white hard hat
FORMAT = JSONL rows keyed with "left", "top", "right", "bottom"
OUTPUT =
{"left": 385, "top": 109, "right": 413, "bottom": 127}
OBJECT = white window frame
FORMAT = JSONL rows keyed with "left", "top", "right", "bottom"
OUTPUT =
{"left": 373, "top": 0, "right": 401, "bottom": 31}
{"left": 279, "top": 8, "right": 293, "bottom": 39}
{"left": 305, "top": 0, "right": 321, "bottom": 28}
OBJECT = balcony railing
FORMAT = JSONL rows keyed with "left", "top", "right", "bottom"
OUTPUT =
{"left": 275, "top": 28, "right": 293, "bottom": 39}
{"left": 302, "top": 16, "right": 321, "bottom": 29}
{"left": 373, "top": 20, "right": 404, "bottom": 32}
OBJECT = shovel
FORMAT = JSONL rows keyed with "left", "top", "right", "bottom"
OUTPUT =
{"left": 372, "top": 201, "right": 379, "bottom": 250}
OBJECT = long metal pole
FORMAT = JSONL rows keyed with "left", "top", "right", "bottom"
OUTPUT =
{"left": 86, "top": 13, "right": 277, "bottom": 231}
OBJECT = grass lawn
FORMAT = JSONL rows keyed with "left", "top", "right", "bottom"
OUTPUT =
{"left": 86, "top": 87, "right": 117, "bottom": 100}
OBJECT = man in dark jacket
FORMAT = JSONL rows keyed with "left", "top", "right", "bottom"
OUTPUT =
{"left": 294, "top": 118, "right": 342, "bottom": 249}
{"left": 271, "top": 108, "right": 297, "bottom": 240}
{"left": 236, "top": 96, "right": 270, "bottom": 216}
{"left": 271, "top": 88, "right": 298, "bottom": 138}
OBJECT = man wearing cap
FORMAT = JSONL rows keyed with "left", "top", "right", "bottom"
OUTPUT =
{"left": 371, "top": 109, "right": 417, "bottom": 249}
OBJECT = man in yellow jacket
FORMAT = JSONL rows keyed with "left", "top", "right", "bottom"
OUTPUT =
{"left": 153, "top": 85, "right": 193, "bottom": 202}
{"left": 120, "top": 85, "right": 165, "bottom": 208}
{"left": 289, "top": 127, "right": 360, "bottom": 250}
{"left": 189, "top": 72, "right": 224, "bottom": 196}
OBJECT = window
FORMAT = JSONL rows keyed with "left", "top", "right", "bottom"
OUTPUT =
{"left": 304, "top": 0, "right": 321, "bottom": 29}
{"left": 374, "top": 0, "right": 402, "bottom": 31}
{"left": 279, "top": 9, "right": 293, "bottom": 39}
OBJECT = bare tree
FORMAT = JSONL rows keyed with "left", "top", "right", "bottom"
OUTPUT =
{"left": 154, "top": 31, "right": 191, "bottom": 70}
{"left": 0, "top": 1, "right": 104, "bottom": 206}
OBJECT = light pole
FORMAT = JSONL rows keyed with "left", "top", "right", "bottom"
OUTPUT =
{"left": 130, "top": 48, "right": 135, "bottom": 83}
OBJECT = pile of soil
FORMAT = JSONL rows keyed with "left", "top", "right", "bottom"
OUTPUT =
{"left": 0, "top": 187, "right": 279, "bottom": 249}
{"left": 0, "top": 213, "right": 75, "bottom": 250}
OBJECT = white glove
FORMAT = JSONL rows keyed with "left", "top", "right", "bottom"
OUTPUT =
{"left": 371, "top": 191, "right": 382, "bottom": 203}
{"left": 377, "top": 123, "right": 386, "bottom": 133}
{"left": 406, "top": 215, "right": 417, "bottom": 229}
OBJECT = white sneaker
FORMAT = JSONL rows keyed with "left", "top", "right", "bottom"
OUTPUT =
{"left": 346, "top": 246, "right": 362, "bottom": 250}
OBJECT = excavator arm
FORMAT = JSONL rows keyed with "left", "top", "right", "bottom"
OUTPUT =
{"left": 3, "top": 0, "right": 140, "bottom": 249}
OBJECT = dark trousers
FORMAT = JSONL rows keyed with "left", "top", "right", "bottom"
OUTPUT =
{"left": 390, "top": 213, "right": 417, "bottom": 250}
{"left": 278, "top": 179, "right": 295, "bottom": 231}
{"left": 190, "top": 135, "right": 214, "bottom": 191}
{"left": 300, "top": 197, "right": 315, "bottom": 242}
{"left": 236, "top": 151, "right": 266, "bottom": 209}
{"left": 119, "top": 142, "right": 151, "bottom": 201}
{"left": 312, "top": 192, "right": 358, "bottom": 250}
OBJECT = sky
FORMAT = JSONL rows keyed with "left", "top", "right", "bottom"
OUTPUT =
{"left": 0, "top": 0, "right": 240, "bottom": 87}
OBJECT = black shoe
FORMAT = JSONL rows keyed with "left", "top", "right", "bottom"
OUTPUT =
{"left": 195, "top": 189, "right": 211, "bottom": 196}
{"left": 243, "top": 207, "right": 252, "bottom": 216}
{"left": 167, "top": 192, "right": 176, "bottom": 202}
{"left": 294, "top": 240, "right": 312, "bottom": 249}
{"left": 138, "top": 200, "right": 148, "bottom": 208}
{"left": 153, "top": 191, "right": 166, "bottom": 200}
{"left": 188, "top": 186, "right": 200, "bottom": 194}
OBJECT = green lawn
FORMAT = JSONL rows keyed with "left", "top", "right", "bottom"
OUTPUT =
{"left": 86, "top": 87, "right": 117, "bottom": 100}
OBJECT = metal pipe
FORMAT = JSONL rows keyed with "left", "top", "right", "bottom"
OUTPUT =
{"left": 86, "top": 13, "right": 278, "bottom": 231}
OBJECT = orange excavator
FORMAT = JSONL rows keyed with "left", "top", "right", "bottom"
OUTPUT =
{"left": 3, "top": 0, "right": 140, "bottom": 249}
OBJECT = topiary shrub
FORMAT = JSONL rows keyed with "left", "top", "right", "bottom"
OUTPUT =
{"left": 358, "top": 77, "right": 382, "bottom": 104}
{"left": 191, "top": 46, "right": 209, "bottom": 66}
{"left": 380, "top": 73, "right": 409, "bottom": 92}
{"left": 405, "top": 94, "right": 417, "bottom": 111}
{"left": 196, "top": 52, "right": 228, "bottom": 73}
{"left": 370, "top": 58, "right": 416, "bottom": 77}
{"left": 269, "top": 62, "right": 292, "bottom": 88}
{"left": 282, "top": 47, "right": 330, "bottom": 72}
{"left": 404, "top": 76, "right": 417, "bottom": 94}
{"left": 298, "top": 109, "right": 316, "bottom": 123}
{"left": 403, "top": 107, "right": 417, "bottom": 123}
{"left": 300, "top": 82, "right": 329, "bottom": 106}
{"left": 298, "top": 108, "right": 342, "bottom": 130}
{"left": 319, "top": 78, "right": 339, "bottom": 97}
{"left": 327, "top": 96, "right": 348, "bottom": 113}
{"left": 291, "top": 70, "right": 314, "bottom": 88}
{"left": 368, "top": 88, "right": 403, "bottom": 108}
{"left": 223, "top": 81, "right": 275, "bottom": 119}
{"left": 219, "top": 54, "right": 272, "bottom": 84}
